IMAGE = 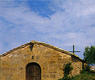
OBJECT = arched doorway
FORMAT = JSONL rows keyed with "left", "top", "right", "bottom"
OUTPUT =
{"left": 26, "top": 62, "right": 41, "bottom": 80}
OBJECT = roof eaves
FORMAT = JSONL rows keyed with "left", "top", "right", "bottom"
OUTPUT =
{"left": 31, "top": 40, "right": 83, "bottom": 61}
{"left": 0, "top": 40, "right": 83, "bottom": 62}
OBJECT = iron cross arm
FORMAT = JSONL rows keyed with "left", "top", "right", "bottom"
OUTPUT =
{"left": 69, "top": 51, "right": 80, "bottom": 52}
{"left": 69, "top": 45, "right": 80, "bottom": 53}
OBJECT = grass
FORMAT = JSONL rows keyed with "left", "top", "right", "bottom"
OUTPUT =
{"left": 72, "top": 71, "right": 95, "bottom": 80}
{"left": 59, "top": 71, "right": 95, "bottom": 80}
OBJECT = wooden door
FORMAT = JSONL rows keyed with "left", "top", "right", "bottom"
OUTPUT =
{"left": 26, "top": 63, "right": 41, "bottom": 80}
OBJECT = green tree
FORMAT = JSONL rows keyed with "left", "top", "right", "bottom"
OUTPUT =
{"left": 59, "top": 63, "right": 73, "bottom": 80}
{"left": 64, "top": 63, "right": 73, "bottom": 77}
{"left": 84, "top": 46, "right": 95, "bottom": 64}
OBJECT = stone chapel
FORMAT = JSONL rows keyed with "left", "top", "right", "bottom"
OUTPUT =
{"left": 0, "top": 41, "right": 84, "bottom": 80}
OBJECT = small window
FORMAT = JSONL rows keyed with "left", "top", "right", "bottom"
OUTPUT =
{"left": 32, "top": 56, "right": 34, "bottom": 59}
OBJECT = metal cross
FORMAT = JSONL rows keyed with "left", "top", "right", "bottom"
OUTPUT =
{"left": 69, "top": 44, "right": 80, "bottom": 54}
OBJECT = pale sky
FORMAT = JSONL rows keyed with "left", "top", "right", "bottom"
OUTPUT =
{"left": 0, "top": 0, "right": 95, "bottom": 59}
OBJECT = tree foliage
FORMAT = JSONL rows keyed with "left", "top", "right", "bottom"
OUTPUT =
{"left": 84, "top": 46, "right": 95, "bottom": 64}
{"left": 64, "top": 63, "right": 73, "bottom": 77}
{"left": 59, "top": 63, "right": 73, "bottom": 80}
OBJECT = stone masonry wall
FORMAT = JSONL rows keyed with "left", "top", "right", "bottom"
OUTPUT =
{"left": 0, "top": 43, "right": 82, "bottom": 80}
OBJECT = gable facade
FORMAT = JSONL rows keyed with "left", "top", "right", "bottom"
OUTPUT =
{"left": 0, "top": 41, "right": 83, "bottom": 80}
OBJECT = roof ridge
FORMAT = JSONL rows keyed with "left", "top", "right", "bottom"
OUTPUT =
{"left": 0, "top": 42, "right": 31, "bottom": 57}
{"left": 31, "top": 40, "right": 82, "bottom": 60}
{"left": 0, "top": 40, "right": 83, "bottom": 61}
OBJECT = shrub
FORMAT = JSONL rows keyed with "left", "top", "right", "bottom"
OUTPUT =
{"left": 58, "top": 76, "right": 72, "bottom": 80}
{"left": 59, "top": 63, "right": 73, "bottom": 80}
{"left": 64, "top": 63, "right": 73, "bottom": 77}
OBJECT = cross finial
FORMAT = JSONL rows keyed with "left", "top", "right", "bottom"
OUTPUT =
{"left": 73, "top": 44, "right": 75, "bottom": 53}
{"left": 69, "top": 44, "right": 80, "bottom": 54}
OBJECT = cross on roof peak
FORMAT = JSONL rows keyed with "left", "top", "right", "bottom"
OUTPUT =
{"left": 69, "top": 44, "right": 80, "bottom": 54}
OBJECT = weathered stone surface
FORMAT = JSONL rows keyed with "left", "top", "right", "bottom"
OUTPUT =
{"left": 0, "top": 41, "right": 83, "bottom": 80}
